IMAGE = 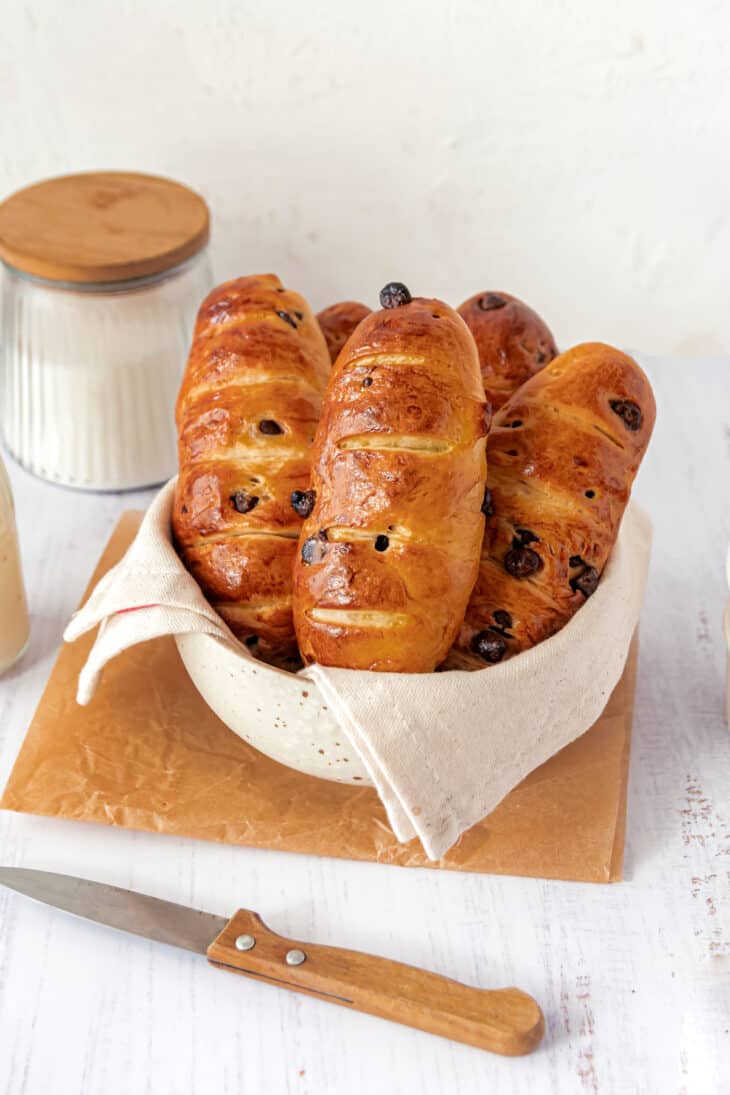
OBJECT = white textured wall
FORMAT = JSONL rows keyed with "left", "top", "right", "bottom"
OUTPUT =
{"left": 2, "top": 0, "right": 728, "bottom": 353}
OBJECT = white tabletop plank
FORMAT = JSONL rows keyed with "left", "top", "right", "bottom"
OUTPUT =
{"left": 0, "top": 357, "right": 728, "bottom": 1094}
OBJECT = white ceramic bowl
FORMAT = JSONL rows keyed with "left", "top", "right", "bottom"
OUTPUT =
{"left": 175, "top": 633, "right": 372, "bottom": 785}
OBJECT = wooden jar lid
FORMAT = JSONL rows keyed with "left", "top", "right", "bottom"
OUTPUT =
{"left": 0, "top": 171, "right": 210, "bottom": 284}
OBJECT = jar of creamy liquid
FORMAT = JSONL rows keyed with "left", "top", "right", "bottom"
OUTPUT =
{"left": 0, "top": 455, "right": 29, "bottom": 673}
{"left": 0, "top": 172, "right": 214, "bottom": 490}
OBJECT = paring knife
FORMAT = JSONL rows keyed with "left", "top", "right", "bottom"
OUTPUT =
{"left": 0, "top": 867, "right": 544, "bottom": 1056}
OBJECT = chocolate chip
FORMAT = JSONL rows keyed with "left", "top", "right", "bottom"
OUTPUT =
{"left": 374, "top": 534, "right": 389, "bottom": 552}
{"left": 504, "top": 545, "right": 541, "bottom": 578}
{"left": 362, "top": 376, "right": 373, "bottom": 387}
{"left": 509, "top": 420, "right": 523, "bottom": 428}
{"left": 610, "top": 399, "right": 642, "bottom": 431}
{"left": 230, "top": 491, "right": 259, "bottom": 514}
{"left": 571, "top": 566, "right": 600, "bottom": 597}
{"left": 301, "top": 531, "right": 328, "bottom": 565}
{"left": 515, "top": 528, "right": 539, "bottom": 545}
{"left": 244, "top": 635, "right": 259, "bottom": 647}
{"left": 493, "top": 609, "right": 513, "bottom": 630}
{"left": 536, "top": 351, "right": 547, "bottom": 364}
{"left": 471, "top": 629, "right": 507, "bottom": 663}
{"left": 569, "top": 555, "right": 584, "bottom": 568}
{"left": 294, "top": 310, "right": 304, "bottom": 320}
{"left": 379, "top": 282, "right": 412, "bottom": 309}
{"left": 585, "top": 489, "right": 595, "bottom": 499}
{"left": 481, "top": 487, "right": 494, "bottom": 517}
{"left": 290, "top": 489, "right": 316, "bottom": 517}
{"left": 478, "top": 293, "right": 507, "bottom": 311}
{"left": 259, "top": 419, "right": 283, "bottom": 435}
{"left": 277, "top": 310, "right": 298, "bottom": 329}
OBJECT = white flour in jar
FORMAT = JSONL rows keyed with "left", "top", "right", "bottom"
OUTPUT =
{"left": 0, "top": 253, "right": 213, "bottom": 491}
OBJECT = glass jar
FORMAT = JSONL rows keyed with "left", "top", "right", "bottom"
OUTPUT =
{"left": 0, "top": 455, "right": 30, "bottom": 673}
{"left": 0, "top": 171, "right": 214, "bottom": 490}
{"left": 0, "top": 254, "right": 213, "bottom": 489}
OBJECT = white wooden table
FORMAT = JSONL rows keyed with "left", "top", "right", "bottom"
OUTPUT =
{"left": 0, "top": 357, "right": 728, "bottom": 1094}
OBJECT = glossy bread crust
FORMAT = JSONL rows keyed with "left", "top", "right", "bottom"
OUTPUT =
{"left": 317, "top": 301, "right": 372, "bottom": 364}
{"left": 447, "top": 342, "right": 656, "bottom": 668}
{"left": 292, "top": 296, "right": 488, "bottom": 672}
{"left": 458, "top": 291, "right": 558, "bottom": 411}
{"left": 172, "top": 274, "right": 330, "bottom": 665}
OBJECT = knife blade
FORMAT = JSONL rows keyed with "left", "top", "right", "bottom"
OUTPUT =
{"left": 0, "top": 867, "right": 544, "bottom": 1056}
{"left": 0, "top": 867, "right": 226, "bottom": 952}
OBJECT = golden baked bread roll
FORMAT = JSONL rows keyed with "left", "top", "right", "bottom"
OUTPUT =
{"left": 173, "top": 274, "right": 330, "bottom": 666}
{"left": 292, "top": 282, "right": 488, "bottom": 672}
{"left": 447, "top": 342, "right": 655, "bottom": 669}
{"left": 317, "top": 301, "right": 372, "bottom": 363}
{"left": 458, "top": 291, "right": 558, "bottom": 411}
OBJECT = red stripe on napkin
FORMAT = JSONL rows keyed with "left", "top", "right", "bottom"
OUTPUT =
{"left": 114, "top": 604, "right": 161, "bottom": 615}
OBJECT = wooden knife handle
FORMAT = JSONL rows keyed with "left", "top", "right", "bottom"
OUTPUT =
{"left": 207, "top": 909, "right": 544, "bottom": 1056}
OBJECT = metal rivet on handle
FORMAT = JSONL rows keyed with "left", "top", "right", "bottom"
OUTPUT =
{"left": 286, "top": 949, "right": 306, "bottom": 966}
{"left": 235, "top": 934, "right": 256, "bottom": 951}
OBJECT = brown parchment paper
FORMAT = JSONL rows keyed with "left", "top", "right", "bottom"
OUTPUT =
{"left": 1, "top": 512, "right": 638, "bottom": 882}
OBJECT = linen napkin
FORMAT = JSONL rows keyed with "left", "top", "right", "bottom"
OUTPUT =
{"left": 64, "top": 478, "right": 652, "bottom": 860}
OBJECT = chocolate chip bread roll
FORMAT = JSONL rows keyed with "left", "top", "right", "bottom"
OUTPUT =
{"left": 173, "top": 274, "right": 330, "bottom": 666}
{"left": 447, "top": 342, "right": 656, "bottom": 669}
{"left": 292, "top": 282, "right": 488, "bottom": 672}
{"left": 458, "top": 291, "right": 558, "bottom": 411}
{"left": 317, "top": 301, "right": 372, "bottom": 364}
